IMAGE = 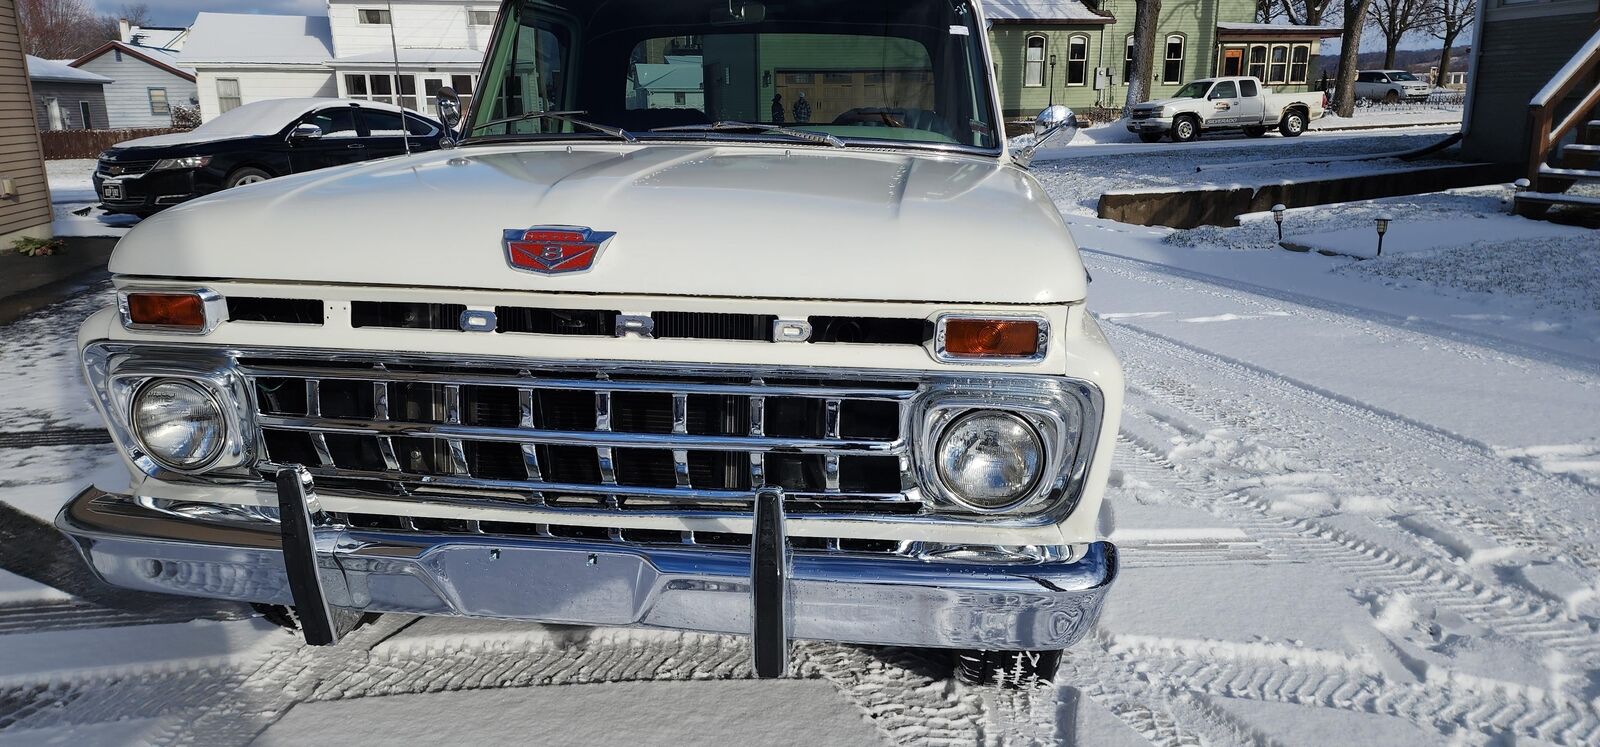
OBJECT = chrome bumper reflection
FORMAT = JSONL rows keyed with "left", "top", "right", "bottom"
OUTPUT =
{"left": 57, "top": 486, "right": 1116, "bottom": 650}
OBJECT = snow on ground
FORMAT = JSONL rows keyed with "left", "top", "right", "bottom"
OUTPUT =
{"left": 3, "top": 130, "right": 1599, "bottom": 746}
{"left": 44, "top": 160, "right": 136, "bottom": 238}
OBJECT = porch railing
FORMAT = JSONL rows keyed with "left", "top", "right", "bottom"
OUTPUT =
{"left": 1526, "top": 24, "right": 1600, "bottom": 181}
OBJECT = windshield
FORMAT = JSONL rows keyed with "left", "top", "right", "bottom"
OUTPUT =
{"left": 1389, "top": 71, "right": 1419, "bottom": 82}
{"left": 1172, "top": 81, "right": 1212, "bottom": 100}
{"left": 467, "top": 0, "right": 999, "bottom": 152}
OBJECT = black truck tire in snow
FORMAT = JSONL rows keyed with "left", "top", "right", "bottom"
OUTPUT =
{"left": 1171, "top": 115, "right": 1200, "bottom": 143}
{"left": 955, "top": 649, "right": 1063, "bottom": 687}
{"left": 1139, "top": 132, "right": 1165, "bottom": 143}
{"left": 1279, "top": 110, "right": 1306, "bottom": 137}
{"left": 1243, "top": 125, "right": 1268, "bottom": 138}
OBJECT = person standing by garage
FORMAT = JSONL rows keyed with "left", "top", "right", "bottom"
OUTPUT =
{"left": 771, "top": 93, "right": 785, "bottom": 124}
{"left": 792, "top": 91, "right": 811, "bottom": 124}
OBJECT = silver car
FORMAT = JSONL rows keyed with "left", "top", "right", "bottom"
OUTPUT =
{"left": 1355, "top": 70, "right": 1432, "bottom": 103}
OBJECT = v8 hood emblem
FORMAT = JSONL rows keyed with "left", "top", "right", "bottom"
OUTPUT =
{"left": 503, "top": 226, "right": 617, "bottom": 275}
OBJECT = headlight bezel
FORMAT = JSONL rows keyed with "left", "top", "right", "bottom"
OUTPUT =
{"left": 86, "top": 345, "right": 258, "bottom": 480}
{"left": 913, "top": 378, "right": 1096, "bottom": 518}
{"left": 151, "top": 155, "right": 212, "bottom": 172}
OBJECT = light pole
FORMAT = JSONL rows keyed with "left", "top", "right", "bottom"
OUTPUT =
{"left": 1271, "top": 204, "right": 1286, "bottom": 243}
{"left": 1374, "top": 216, "right": 1391, "bottom": 258}
{"left": 1049, "top": 54, "right": 1058, "bottom": 107}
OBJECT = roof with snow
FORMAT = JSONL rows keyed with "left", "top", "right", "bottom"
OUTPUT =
{"left": 179, "top": 12, "right": 334, "bottom": 66}
{"left": 71, "top": 41, "right": 196, "bottom": 81}
{"left": 124, "top": 25, "right": 188, "bottom": 51}
{"left": 981, "top": 0, "right": 1114, "bottom": 24}
{"left": 26, "top": 55, "right": 113, "bottom": 85}
{"left": 331, "top": 48, "right": 484, "bottom": 66}
{"left": 1216, "top": 21, "right": 1343, "bottom": 37}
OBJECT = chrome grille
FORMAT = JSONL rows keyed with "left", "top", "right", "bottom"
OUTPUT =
{"left": 243, "top": 359, "right": 920, "bottom": 516}
{"left": 98, "top": 159, "right": 156, "bottom": 176}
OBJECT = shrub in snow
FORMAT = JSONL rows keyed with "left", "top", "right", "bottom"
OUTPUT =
{"left": 171, "top": 105, "right": 202, "bottom": 131}
{"left": 12, "top": 236, "right": 64, "bottom": 257}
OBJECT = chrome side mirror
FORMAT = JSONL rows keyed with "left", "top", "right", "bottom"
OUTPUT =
{"left": 289, "top": 123, "right": 324, "bottom": 141}
{"left": 1016, "top": 105, "right": 1078, "bottom": 168}
{"left": 436, "top": 87, "right": 463, "bottom": 130}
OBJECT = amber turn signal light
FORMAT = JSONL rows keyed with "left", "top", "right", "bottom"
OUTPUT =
{"left": 940, "top": 318, "right": 1043, "bottom": 359}
{"left": 124, "top": 292, "right": 207, "bottom": 330}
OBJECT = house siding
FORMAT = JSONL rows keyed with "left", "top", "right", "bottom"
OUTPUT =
{"left": 327, "top": 0, "right": 495, "bottom": 58}
{"left": 75, "top": 52, "right": 198, "bottom": 129}
{"left": 987, "top": 0, "right": 1324, "bottom": 118}
{"left": 195, "top": 69, "right": 337, "bottom": 121}
{"left": 0, "top": 0, "right": 53, "bottom": 241}
{"left": 1462, "top": 1, "right": 1599, "bottom": 163}
{"left": 30, "top": 82, "right": 109, "bottom": 131}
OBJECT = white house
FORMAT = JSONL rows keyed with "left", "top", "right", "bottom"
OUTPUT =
{"left": 178, "top": 2, "right": 493, "bottom": 122}
{"left": 70, "top": 38, "right": 198, "bottom": 129}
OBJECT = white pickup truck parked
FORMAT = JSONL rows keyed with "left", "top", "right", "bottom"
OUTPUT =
{"left": 1127, "top": 76, "right": 1329, "bottom": 143}
{"left": 57, "top": 0, "right": 1122, "bottom": 688}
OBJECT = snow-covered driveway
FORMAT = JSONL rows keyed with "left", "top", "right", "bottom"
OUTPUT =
{"left": 3, "top": 137, "right": 1598, "bottom": 745}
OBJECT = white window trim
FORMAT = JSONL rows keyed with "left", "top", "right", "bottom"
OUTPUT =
{"left": 1162, "top": 34, "right": 1186, "bottom": 85}
{"left": 148, "top": 87, "right": 169, "bottom": 115}
{"left": 1024, "top": 34, "right": 1047, "bottom": 88}
{"left": 357, "top": 8, "right": 393, "bottom": 24}
{"left": 1288, "top": 43, "right": 1311, "bottom": 85}
{"left": 1066, "top": 34, "right": 1090, "bottom": 86}
{"left": 216, "top": 78, "right": 242, "bottom": 114}
{"left": 1267, "top": 43, "right": 1290, "bottom": 86}
{"left": 1247, "top": 44, "right": 1269, "bottom": 81}
{"left": 469, "top": 9, "right": 497, "bottom": 26}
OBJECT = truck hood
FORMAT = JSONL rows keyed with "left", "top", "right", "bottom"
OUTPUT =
{"left": 110, "top": 144, "right": 1088, "bottom": 305}
{"left": 1131, "top": 98, "right": 1186, "bottom": 111}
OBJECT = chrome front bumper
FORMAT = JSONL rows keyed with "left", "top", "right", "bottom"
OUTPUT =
{"left": 57, "top": 485, "right": 1116, "bottom": 653}
{"left": 1127, "top": 118, "right": 1172, "bottom": 133}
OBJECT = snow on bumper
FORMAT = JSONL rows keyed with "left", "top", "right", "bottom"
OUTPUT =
{"left": 57, "top": 486, "right": 1117, "bottom": 651}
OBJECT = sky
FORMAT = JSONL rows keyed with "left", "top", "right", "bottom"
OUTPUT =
{"left": 97, "top": 0, "right": 325, "bottom": 26}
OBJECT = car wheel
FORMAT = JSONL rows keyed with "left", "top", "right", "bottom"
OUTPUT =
{"left": 1384, "top": 90, "right": 1401, "bottom": 104}
{"left": 227, "top": 167, "right": 273, "bottom": 189}
{"left": 1171, "top": 116, "right": 1200, "bottom": 143}
{"left": 1138, "top": 132, "right": 1165, "bottom": 143}
{"left": 1279, "top": 111, "right": 1306, "bottom": 137}
{"left": 956, "top": 650, "right": 1062, "bottom": 688}
{"left": 1243, "top": 125, "right": 1268, "bottom": 138}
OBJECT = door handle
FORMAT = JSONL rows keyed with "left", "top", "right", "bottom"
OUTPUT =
{"left": 346, "top": 144, "right": 366, "bottom": 149}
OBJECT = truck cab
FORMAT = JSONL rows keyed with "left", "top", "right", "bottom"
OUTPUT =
{"left": 1128, "top": 75, "right": 1327, "bottom": 142}
{"left": 60, "top": 0, "right": 1121, "bottom": 686}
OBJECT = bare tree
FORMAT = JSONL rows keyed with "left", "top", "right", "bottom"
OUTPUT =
{"left": 1333, "top": 0, "right": 1376, "bottom": 116}
{"left": 1278, "top": 0, "right": 1340, "bottom": 26}
{"left": 18, "top": 0, "right": 148, "bottom": 59}
{"left": 97, "top": 3, "right": 153, "bottom": 43}
{"left": 1427, "top": 0, "right": 1474, "bottom": 86}
{"left": 1367, "top": 0, "right": 1433, "bottom": 69}
{"left": 1125, "top": 0, "right": 1162, "bottom": 107}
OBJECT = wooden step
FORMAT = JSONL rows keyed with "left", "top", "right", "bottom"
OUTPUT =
{"left": 1585, "top": 120, "right": 1600, "bottom": 145}
{"left": 1513, "top": 190, "right": 1600, "bottom": 220}
{"left": 1561, "top": 142, "right": 1600, "bottom": 168}
{"left": 1538, "top": 164, "right": 1600, "bottom": 182}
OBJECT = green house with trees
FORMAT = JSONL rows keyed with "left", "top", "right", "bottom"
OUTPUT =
{"left": 983, "top": 0, "right": 1340, "bottom": 119}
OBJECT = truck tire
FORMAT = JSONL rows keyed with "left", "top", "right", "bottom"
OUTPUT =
{"left": 1243, "top": 125, "right": 1268, "bottom": 138}
{"left": 1138, "top": 132, "right": 1165, "bottom": 143}
{"left": 227, "top": 167, "right": 275, "bottom": 188}
{"left": 1279, "top": 110, "right": 1307, "bottom": 137}
{"left": 956, "top": 650, "right": 1063, "bottom": 688}
{"left": 1171, "top": 115, "right": 1200, "bottom": 143}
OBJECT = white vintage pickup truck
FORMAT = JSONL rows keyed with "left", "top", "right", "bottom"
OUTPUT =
{"left": 60, "top": 0, "right": 1122, "bottom": 686}
{"left": 1128, "top": 75, "right": 1329, "bottom": 142}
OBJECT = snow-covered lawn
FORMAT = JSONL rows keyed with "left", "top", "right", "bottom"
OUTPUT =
{"left": 2, "top": 133, "right": 1598, "bottom": 746}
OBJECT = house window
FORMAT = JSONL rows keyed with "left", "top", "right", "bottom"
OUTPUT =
{"left": 1289, "top": 44, "right": 1310, "bottom": 84}
{"left": 471, "top": 9, "right": 496, "bottom": 25}
{"left": 1162, "top": 34, "right": 1185, "bottom": 84}
{"left": 1124, "top": 35, "right": 1135, "bottom": 84}
{"left": 216, "top": 78, "right": 241, "bottom": 113}
{"left": 358, "top": 9, "right": 392, "bottom": 24}
{"left": 114, "top": 49, "right": 122, "bottom": 62}
{"left": 1268, "top": 44, "right": 1289, "bottom": 85}
{"left": 452, "top": 74, "right": 476, "bottom": 111}
{"left": 1024, "top": 35, "right": 1046, "bottom": 87}
{"left": 1066, "top": 34, "right": 1089, "bottom": 86}
{"left": 1247, "top": 45, "right": 1269, "bottom": 81}
{"left": 148, "top": 88, "right": 170, "bottom": 115}
{"left": 79, "top": 101, "right": 93, "bottom": 129}
{"left": 345, "top": 73, "right": 418, "bottom": 110}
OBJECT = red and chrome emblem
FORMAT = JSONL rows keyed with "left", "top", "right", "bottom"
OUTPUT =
{"left": 503, "top": 226, "right": 616, "bottom": 275}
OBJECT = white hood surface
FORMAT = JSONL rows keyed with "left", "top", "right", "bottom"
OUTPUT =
{"left": 111, "top": 144, "right": 1089, "bottom": 305}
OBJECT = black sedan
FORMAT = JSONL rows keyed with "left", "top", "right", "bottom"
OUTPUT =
{"left": 94, "top": 98, "right": 449, "bottom": 216}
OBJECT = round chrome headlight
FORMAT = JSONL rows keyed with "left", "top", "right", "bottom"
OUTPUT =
{"left": 131, "top": 379, "right": 226, "bottom": 470}
{"left": 935, "top": 411, "right": 1044, "bottom": 511}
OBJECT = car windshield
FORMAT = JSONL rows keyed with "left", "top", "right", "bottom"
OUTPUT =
{"left": 1389, "top": 71, "right": 1419, "bottom": 82}
{"left": 1172, "top": 81, "right": 1212, "bottom": 99}
{"left": 466, "top": 0, "right": 1000, "bottom": 152}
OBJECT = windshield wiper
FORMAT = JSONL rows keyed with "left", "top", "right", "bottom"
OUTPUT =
{"left": 472, "top": 110, "right": 636, "bottom": 142}
{"left": 650, "top": 121, "right": 845, "bottom": 148}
